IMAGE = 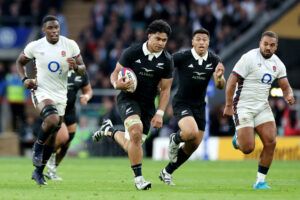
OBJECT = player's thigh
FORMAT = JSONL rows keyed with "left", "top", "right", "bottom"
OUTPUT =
{"left": 192, "top": 105, "right": 206, "bottom": 132}
{"left": 233, "top": 109, "right": 255, "bottom": 130}
{"left": 64, "top": 107, "right": 77, "bottom": 126}
{"left": 117, "top": 98, "right": 141, "bottom": 122}
{"left": 254, "top": 106, "right": 275, "bottom": 130}
{"left": 234, "top": 110, "right": 256, "bottom": 146}
{"left": 255, "top": 121, "right": 276, "bottom": 146}
{"left": 178, "top": 116, "right": 199, "bottom": 134}
{"left": 237, "top": 127, "right": 255, "bottom": 147}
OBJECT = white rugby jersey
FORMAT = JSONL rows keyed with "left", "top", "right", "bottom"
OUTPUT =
{"left": 232, "top": 48, "right": 286, "bottom": 109}
{"left": 24, "top": 36, "right": 80, "bottom": 103}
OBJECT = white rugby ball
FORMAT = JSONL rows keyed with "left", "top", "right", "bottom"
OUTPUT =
{"left": 118, "top": 67, "right": 137, "bottom": 93}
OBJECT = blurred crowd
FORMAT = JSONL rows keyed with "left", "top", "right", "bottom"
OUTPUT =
{"left": 0, "top": 0, "right": 299, "bottom": 155}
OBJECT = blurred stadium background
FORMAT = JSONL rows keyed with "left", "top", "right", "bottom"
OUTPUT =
{"left": 0, "top": 0, "right": 299, "bottom": 162}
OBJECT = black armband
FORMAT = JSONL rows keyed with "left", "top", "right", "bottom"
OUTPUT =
{"left": 22, "top": 77, "right": 28, "bottom": 83}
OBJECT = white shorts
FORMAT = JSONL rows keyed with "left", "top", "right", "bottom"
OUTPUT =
{"left": 233, "top": 105, "right": 274, "bottom": 130}
{"left": 31, "top": 90, "right": 67, "bottom": 116}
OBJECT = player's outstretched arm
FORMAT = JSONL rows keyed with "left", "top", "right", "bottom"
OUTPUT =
{"left": 151, "top": 78, "right": 173, "bottom": 128}
{"left": 213, "top": 62, "right": 226, "bottom": 89}
{"left": 16, "top": 52, "right": 30, "bottom": 80}
{"left": 223, "top": 73, "right": 237, "bottom": 116}
{"left": 16, "top": 53, "right": 37, "bottom": 89}
{"left": 80, "top": 83, "right": 93, "bottom": 105}
{"left": 278, "top": 77, "right": 295, "bottom": 105}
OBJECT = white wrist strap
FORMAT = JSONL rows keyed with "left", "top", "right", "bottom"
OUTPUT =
{"left": 156, "top": 109, "right": 164, "bottom": 117}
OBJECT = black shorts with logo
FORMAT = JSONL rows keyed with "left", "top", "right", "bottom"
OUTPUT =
{"left": 64, "top": 106, "right": 77, "bottom": 126}
{"left": 117, "top": 95, "right": 155, "bottom": 135}
{"left": 172, "top": 100, "right": 206, "bottom": 131}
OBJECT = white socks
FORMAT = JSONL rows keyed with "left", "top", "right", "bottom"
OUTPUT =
{"left": 256, "top": 172, "right": 266, "bottom": 183}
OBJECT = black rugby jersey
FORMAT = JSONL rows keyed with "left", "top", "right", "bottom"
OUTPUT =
{"left": 173, "top": 49, "right": 220, "bottom": 106}
{"left": 118, "top": 43, "right": 173, "bottom": 103}
{"left": 66, "top": 70, "right": 89, "bottom": 110}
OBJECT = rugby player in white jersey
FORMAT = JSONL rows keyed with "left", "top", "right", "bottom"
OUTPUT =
{"left": 16, "top": 15, "right": 86, "bottom": 185}
{"left": 223, "top": 31, "right": 295, "bottom": 189}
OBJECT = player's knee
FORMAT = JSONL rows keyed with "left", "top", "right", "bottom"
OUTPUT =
{"left": 264, "top": 138, "right": 276, "bottom": 150}
{"left": 125, "top": 118, "right": 143, "bottom": 144}
{"left": 241, "top": 144, "right": 255, "bottom": 154}
{"left": 44, "top": 115, "right": 61, "bottom": 134}
{"left": 129, "top": 126, "right": 143, "bottom": 144}
{"left": 182, "top": 128, "right": 199, "bottom": 141}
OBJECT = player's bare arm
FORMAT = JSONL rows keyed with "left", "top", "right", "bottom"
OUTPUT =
{"left": 80, "top": 83, "right": 93, "bottom": 105}
{"left": 223, "top": 73, "right": 238, "bottom": 116}
{"left": 151, "top": 78, "right": 173, "bottom": 128}
{"left": 16, "top": 53, "right": 37, "bottom": 89}
{"left": 110, "top": 62, "right": 133, "bottom": 90}
{"left": 278, "top": 77, "right": 295, "bottom": 105}
{"left": 213, "top": 62, "right": 226, "bottom": 89}
{"left": 67, "top": 54, "right": 86, "bottom": 76}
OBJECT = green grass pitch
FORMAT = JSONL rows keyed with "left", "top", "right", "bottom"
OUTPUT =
{"left": 0, "top": 157, "right": 299, "bottom": 200}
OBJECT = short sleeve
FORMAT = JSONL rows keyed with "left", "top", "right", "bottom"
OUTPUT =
{"left": 277, "top": 59, "right": 287, "bottom": 79}
{"left": 232, "top": 54, "right": 250, "bottom": 78}
{"left": 118, "top": 46, "right": 133, "bottom": 67}
{"left": 162, "top": 57, "right": 174, "bottom": 79}
{"left": 81, "top": 72, "right": 89, "bottom": 87}
{"left": 70, "top": 40, "right": 80, "bottom": 57}
{"left": 23, "top": 41, "right": 35, "bottom": 59}
{"left": 172, "top": 52, "right": 182, "bottom": 69}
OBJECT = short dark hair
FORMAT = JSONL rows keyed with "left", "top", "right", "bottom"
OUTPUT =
{"left": 146, "top": 19, "right": 172, "bottom": 36}
{"left": 261, "top": 31, "right": 278, "bottom": 41}
{"left": 193, "top": 28, "right": 210, "bottom": 38}
{"left": 42, "top": 15, "right": 58, "bottom": 25}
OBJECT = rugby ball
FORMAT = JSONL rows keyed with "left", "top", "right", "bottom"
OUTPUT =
{"left": 118, "top": 67, "right": 137, "bottom": 93}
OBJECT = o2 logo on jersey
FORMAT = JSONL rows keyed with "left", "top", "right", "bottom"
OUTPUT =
{"left": 261, "top": 73, "right": 272, "bottom": 84}
{"left": 48, "top": 61, "right": 62, "bottom": 75}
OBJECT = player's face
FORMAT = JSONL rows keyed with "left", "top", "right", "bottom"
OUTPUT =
{"left": 147, "top": 32, "right": 168, "bottom": 53}
{"left": 43, "top": 20, "right": 60, "bottom": 44}
{"left": 259, "top": 36, "right": 278, "bottom": 59}
{"left": 192, "top": 33, "right": 210, "bottom": 57}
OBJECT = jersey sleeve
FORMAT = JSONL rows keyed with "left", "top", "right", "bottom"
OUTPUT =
{"left": 172, "top": 52, "right": 182, "bottom": 69}
{"left": 277, "top": 59, "right": 287, "bottom": 79}
{"left": 232, "top": 54, "right": 250, "bottom": 78}
{"left": 118, "top": 46, "right": 133, "bottom": 67}
{"left": 81, "top": 72, "right": 90, "bottom": 87}
{"left": 23, "top": 41, "right": 36, "bottom": 59}
{"left": 162, "top": 57, "right": 174, "bottom": 79}
{"left": 70, "top": 40, "right": 80, "bottom": 57}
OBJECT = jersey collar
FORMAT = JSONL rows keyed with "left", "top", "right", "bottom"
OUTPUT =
{"left": 142, "top": 42, "right": 163, "bottom": 61}
{"left": 191, "top": 48, "right": 208, "bottom": 65}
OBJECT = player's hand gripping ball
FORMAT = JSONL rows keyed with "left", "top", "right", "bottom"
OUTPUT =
{"left": 118, "top": 68, "right": 137, "bottom": 93}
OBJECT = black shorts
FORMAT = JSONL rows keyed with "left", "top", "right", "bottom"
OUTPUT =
{"left": 64, "top": 106, "right": 77, "bottom": 126}
{"left": 172, "top": 101, "right": 206, "bottom": 131}
{"left": 117, "top": 96, "right": 155, "bottom": 135}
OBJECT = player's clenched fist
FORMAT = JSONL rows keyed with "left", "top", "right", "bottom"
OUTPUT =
{"left": 67, "top": 57, "right": 78, "bottom": 70}
{"left": 215, "top": 65, "right": 224, "bottom": 77}
{"left": 24, "top": 78, "right": 37, "bottom": 90}
{"left": 285, "top": 94, "right": 295, "bottom": 105}
{"left": 223, "top": 105, "right": 234, "bottom": 117}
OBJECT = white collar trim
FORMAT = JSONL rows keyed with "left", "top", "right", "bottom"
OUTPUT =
{"left": 191, "top": 48, "right": 208, "bottom": 62}
{"left": 142, "top": 42, "right": 163, "bottom": 60}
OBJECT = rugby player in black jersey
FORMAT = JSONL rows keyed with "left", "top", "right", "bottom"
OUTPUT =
{"left": 159, "top": 28, "right": 226, "bottom": 185}
{"left": 45, "top": 70, "right": 92, "bottom": 180}
{"left": 92, "top": 19, "right": 173, "bottom": 190}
